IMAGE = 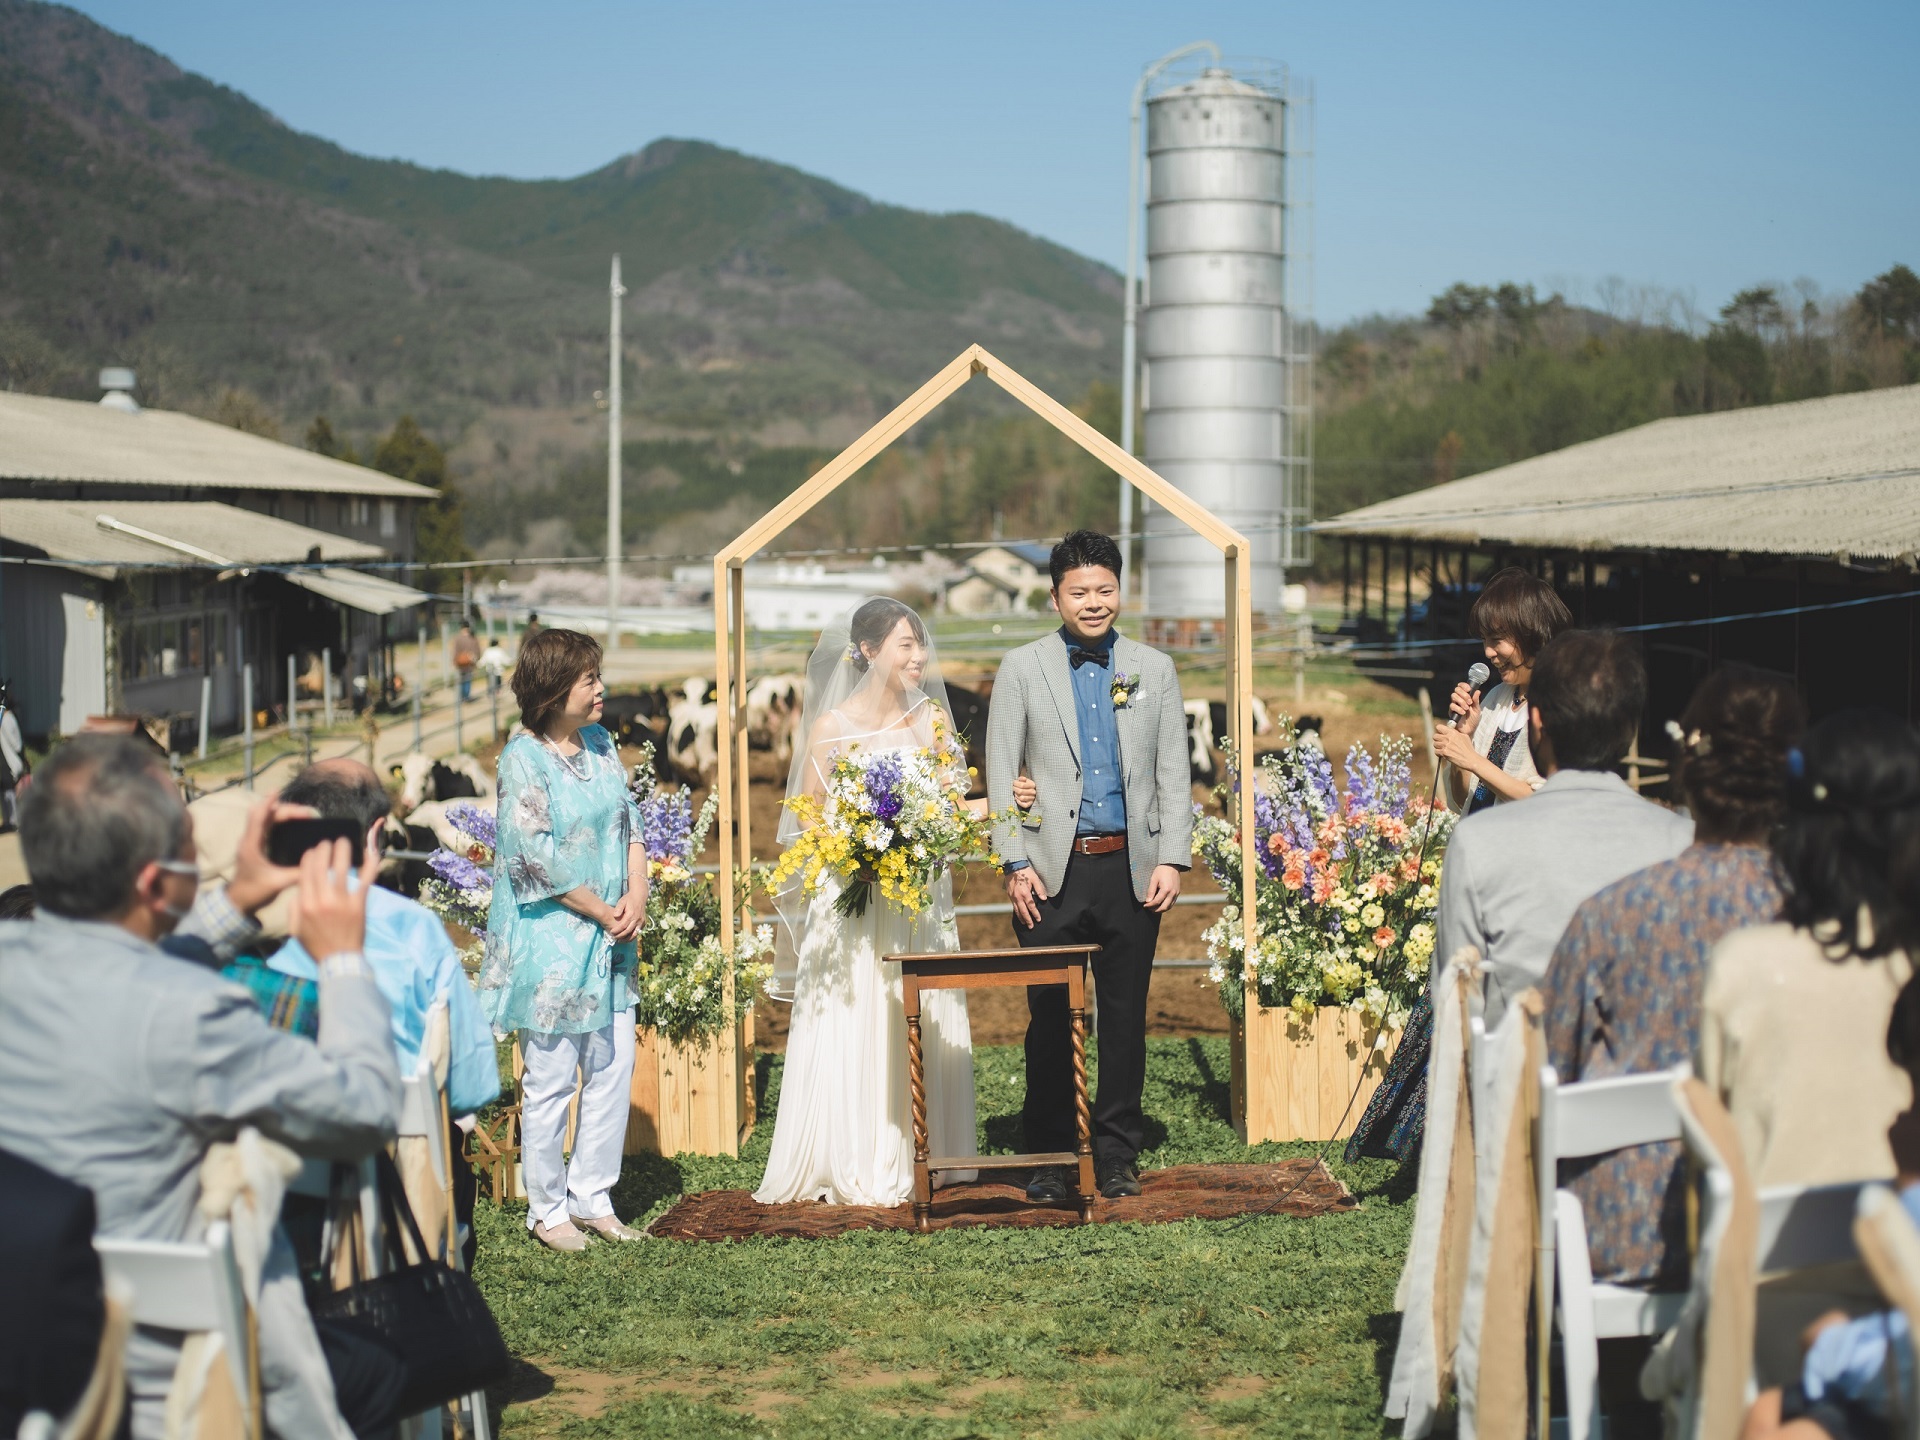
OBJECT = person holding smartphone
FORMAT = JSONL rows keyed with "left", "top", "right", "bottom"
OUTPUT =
{"left": 476, "top": 628, "right": 648, "bottom": 1252}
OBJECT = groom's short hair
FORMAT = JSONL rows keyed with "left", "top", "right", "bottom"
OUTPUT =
{"left": 1049, "top": 530, "right": 1123, "bottom": 587}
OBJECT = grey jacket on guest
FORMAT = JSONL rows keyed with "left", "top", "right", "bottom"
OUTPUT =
{"left": 1437, "top": 768, "right": 1694, "bottom": 1030}
{"left": 0, "top": 898, "right": 401, "bottom": 1439}
{"left": 986, "top": 629, "right": 1193, "bottom": 903}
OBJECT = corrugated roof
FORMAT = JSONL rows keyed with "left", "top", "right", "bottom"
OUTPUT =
{"left": 0, "top": 499, "right": 386, "bottom": 579}
{"left": 1316, "top": 384, "right": 1920, "bottom": 559}
{"left": 283, "top": 568, "right": 433, "bottom": 616}
{"left": 0, "top": 392, "right": 436, "bottom": 498}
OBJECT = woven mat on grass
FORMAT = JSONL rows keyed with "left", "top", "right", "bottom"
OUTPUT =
{"left": 648, "top": 1160, "right": 1355, "bottom": 1240}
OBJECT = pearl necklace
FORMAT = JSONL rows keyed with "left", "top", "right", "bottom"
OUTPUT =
{"left": 539, "top": 729, "right": 591, "bottom": 779}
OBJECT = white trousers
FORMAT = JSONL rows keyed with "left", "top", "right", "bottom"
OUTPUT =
{"left": 519, "top": 1011, "right": 635, "bottom": 1229}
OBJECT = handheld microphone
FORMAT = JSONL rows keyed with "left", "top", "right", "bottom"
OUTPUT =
{"left": 1453, "top": 662, "right": 1491, "bottom": 731}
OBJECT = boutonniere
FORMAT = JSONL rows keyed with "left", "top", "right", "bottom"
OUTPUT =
{"left": 1110, "top": 672, "right": 1141, "bottom": 709}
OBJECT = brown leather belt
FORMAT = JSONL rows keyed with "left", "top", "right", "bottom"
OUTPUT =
{"left": 1070, "top": 834, "right": 1127, "bottom": 856}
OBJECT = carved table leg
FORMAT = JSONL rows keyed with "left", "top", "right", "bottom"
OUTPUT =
{"left": 905, "top": 973, "right": 932, "bottom": 1233}
{"left": 1070, "top": 957, "right": 1095, "bottom": 1223}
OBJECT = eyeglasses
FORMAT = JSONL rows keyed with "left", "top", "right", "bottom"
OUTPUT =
{"left": 151, "top": 860, "right": 201, "bottom": 880}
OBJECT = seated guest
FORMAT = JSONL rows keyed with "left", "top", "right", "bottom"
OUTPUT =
{"left": 269, "top": 758, "right": 502, "bottom": 1119}
{"left": 1700, "top": 709, "right": 1920, "bottom": 1187}
{"left": 0, "top": 883, "right": 34, "bottom": 919}
{"left": 1543, "top": 664, "right": 1805, "bottom": 1287}
{"left": 1436, "top": 628, "right": 1695, "bottom": 1030}
{"left": 1742, "top": 975, "right": 1920, "bottom": 1440}
{"left": 0, "top": 1149, "right": 108, "bottom": 1438}
{"left": 0, "top": 734, "right": 402, "bottom": 1440}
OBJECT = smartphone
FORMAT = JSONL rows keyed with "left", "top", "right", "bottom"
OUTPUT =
{"left": 267, "top": 817, "right": 367, "bottom": 869}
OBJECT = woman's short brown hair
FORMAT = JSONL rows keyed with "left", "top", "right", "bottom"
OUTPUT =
{"left": 1468, "top": 566, "right": 1573, "bottom": 660}
{"left": 511, "top": 628, "right": 602, "bottom": 735}
{"left": 1674, "top": 663, "right": 1806, "bottom": 841}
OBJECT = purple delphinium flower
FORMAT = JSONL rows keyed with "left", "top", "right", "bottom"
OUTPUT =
{"left": 1344, "top": 745, "right": 1378, "bottom": 819}
{"left": 865, "top": 752, "right": 905, "bottom": 822}
{"left": 444, "top": 803, "right": 496, "bottom": 852}
{"left": 639, "top": 787, "right": 694, "bottom": 865}
{"left": 1378, "top": 742, "right": 1412, "bottom": 819}
{"left": 429, "top": 849, "right": 493, "bottom": 895}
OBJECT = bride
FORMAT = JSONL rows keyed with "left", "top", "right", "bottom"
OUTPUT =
{"left": 755, "top": 597, "right": 1000, "bottom": 1207}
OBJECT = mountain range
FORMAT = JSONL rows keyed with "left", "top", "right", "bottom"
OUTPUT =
{"left": 0, "top": 0, "right": 1122, "bottom": 555}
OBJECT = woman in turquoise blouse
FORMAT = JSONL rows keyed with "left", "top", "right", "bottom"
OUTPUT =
{"left": 479, "top": 628, "right": 648, "bottom": 1252}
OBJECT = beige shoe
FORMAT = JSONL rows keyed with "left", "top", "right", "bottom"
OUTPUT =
{"left": 532, "top": 1220, "right": 589, "bottom": 1252}
{"left": 570, "top": 1212, "right": 647, "bottom": 1242}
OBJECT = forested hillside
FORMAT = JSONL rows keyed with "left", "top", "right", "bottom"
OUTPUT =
{"left": 2, "top": 0, "right": 1913, "bottom": 571}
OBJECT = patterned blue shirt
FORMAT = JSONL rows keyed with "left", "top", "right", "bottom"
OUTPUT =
{"left": 273, "top": 884, "right": 503, "bottom": 1117}
{"left": 1802, "top": 1181, "right": 1920, "bottom": 1413}
{"left": 1542, "top": 843, "right": 1782, "bottom": 1286}
{"left": 1064, "top": 626, "right": 1126, "bottom": 835}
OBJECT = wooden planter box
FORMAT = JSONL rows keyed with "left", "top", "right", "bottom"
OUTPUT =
{"left": 623, "top": 1015, "right": 755, "bottom": 1158}
{"left": 1231, "top": 1001, "right": 1403, "bottom": 1144}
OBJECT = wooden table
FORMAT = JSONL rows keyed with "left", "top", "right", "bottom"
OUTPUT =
{"left": 886, "top": 944, "right": 1100, "bottom": 1232}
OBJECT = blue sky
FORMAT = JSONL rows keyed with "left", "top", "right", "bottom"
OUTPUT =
{"left": 62, "top": 0, "right": 1919, "bottom": 324}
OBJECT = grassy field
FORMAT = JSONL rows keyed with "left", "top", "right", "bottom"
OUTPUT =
{"left": 474, "top": 1036, "right": 1415, "bottom": 1438}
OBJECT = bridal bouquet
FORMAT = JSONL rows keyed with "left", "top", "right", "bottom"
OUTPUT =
{"left": 1193, "top": 729, "right": 1452, "bottom": 1029}
{"left": 769, "top": 712, "right": 999, "bottom": 919}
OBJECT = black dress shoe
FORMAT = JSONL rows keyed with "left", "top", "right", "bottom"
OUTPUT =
{"left": 1097, "top": 1159, "right": 1142, "bottom": 1199}
{"left": 1025, "top": 1166, "right": 1072, "bottom": 1203}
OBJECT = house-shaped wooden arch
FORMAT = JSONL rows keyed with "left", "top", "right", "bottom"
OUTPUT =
{"left": 704, "top": 344, "right": 1261, "bottom": 1152}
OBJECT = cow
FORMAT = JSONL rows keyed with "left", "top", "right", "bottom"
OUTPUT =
{"left": 1184, "top": 700, "right": 1218, "bottom": 784}
{"left": 1202, "top": 697, "right": 1275, "bottom": 746}
{"left": 667, "top": 697, "right": 719, "bottom": 786}
{"left": 745, "top": 673, "right": 804, "bottom": 767}
{"left": 390, "top": 750, "right": 492, "bottom": 814}
{"left": 680, "top": 676, "right": 718, "bottom": 706}
{"left": 601, "top": 686, "right": 671, "bottom": 748}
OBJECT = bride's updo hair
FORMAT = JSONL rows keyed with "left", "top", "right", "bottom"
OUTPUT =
{"left": 848, "top": 598, "right": 925, "bottom": 672}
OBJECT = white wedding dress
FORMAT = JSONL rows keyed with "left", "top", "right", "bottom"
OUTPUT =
{"left": 755, "top": 722, "right": 978, "bottom": 1206}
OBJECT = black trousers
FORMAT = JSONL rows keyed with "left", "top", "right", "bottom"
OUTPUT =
{"left": 1017, "top": 847, "right": 1161, "bottom": 1166}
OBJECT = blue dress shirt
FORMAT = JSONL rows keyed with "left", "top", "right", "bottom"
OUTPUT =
{"left": 1065, "top": 627, "right": 1127, "bottom": 835}
{"left": 273, "top": 882, "right": 503, "bottom": 1117}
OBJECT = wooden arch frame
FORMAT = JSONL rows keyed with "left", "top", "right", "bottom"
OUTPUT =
{"left": 711, "top": 344, "right": 1259, "bottom": 1148}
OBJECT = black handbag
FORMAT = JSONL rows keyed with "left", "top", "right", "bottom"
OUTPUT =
{"left": 312, "top": 1150, "right": 509, "bottom": 1415}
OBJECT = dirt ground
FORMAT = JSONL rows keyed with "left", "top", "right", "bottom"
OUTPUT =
{"left": 576, "top": 667, "right": 1440, "bottom": 1054}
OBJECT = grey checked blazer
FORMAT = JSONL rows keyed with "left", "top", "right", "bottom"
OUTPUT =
{"left": 986, "top": 630, "right": 1193, "bottom": 903}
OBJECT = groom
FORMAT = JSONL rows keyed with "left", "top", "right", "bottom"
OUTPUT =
{"left": 986, "top": 530, "right": 1192, "bottom": 1201}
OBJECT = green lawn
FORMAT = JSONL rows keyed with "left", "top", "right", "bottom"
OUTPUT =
{"left": 474, "top": 1038, "right": 1415, "bottom": 1438}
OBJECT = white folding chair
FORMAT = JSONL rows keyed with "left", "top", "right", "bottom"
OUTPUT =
{"left": 1537, "top": 1064, "right": 1693, "bottom": 1440}
{"left": 94, "top": 1220, "right": 254, "bottom": 1430}
{"left": 1750, "top": 1179, "right": 1872, "bottom": 1390}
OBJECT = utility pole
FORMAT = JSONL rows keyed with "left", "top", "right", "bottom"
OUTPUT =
{"left": 607, "top": 254, "right": 626, "bottom": 654}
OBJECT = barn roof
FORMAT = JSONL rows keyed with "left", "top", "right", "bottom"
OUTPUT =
{"left": 1316, "top": 383, "right": 1920, "bottom": 560}
{"left": 0, "top": 391, "right": 436, "bottom": 498}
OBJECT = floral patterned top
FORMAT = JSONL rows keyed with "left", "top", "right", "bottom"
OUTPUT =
{"left": 478, "top": 725, "right": 643, "bottom": 1036}
{"left": 1541, "top": 843, "right": 1782, "bottom": 1286}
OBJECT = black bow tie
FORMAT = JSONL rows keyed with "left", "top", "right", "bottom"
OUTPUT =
{"left": 1069, "top": 646, "right": 1110, "bottom": 670}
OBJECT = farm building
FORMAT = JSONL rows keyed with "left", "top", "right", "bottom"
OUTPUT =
{"left": 0, "top": 386, "right": 437, "bottom": 741}
{"left": 1316, "top": 383, "right": 1920, "bottom": 736}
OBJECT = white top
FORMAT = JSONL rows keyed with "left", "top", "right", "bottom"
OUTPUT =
{"left": 1440, "top": 681, "right": 1543, "bottom": 812}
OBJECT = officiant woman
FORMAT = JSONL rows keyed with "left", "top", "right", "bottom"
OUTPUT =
{"left": 1344, "top": 566, "right": 1573, "bottom": 1162}
{"left": 477, "top": 628, "right": 650, "bottom": 1252}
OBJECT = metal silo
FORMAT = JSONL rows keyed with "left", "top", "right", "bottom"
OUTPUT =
{"left": 1131, "top": 57, "right": 1311, "bottom": 632}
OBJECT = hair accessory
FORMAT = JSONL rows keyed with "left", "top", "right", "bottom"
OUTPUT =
{"left": 845, "top": 642, "right": 861, "bottom": 662}
{"left": 1663, "top": 718, "right": 1712, "bottom": 755}
{"left": 1785, "top": 746, "right": 1806, "bottom": 780}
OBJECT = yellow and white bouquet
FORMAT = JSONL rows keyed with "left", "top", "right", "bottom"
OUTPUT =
{"left": 770, "top": 712, "right": 999, "bottom": 919}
